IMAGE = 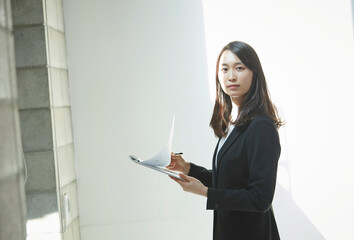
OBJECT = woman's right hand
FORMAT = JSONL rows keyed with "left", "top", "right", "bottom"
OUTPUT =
{"left": 166, "top": 153, "right": 191, "bottom": 175}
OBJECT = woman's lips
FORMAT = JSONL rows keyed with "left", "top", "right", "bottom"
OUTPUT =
{"left": 227, "top": 85, "right": 240, "bottom": 89}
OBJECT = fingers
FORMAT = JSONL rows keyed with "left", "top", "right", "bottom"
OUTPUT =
{"left": 179, "top": 173, "right": 192, "bottom": 182}
{"left": 168, "top": 153, "right": 184, "bottom": 170}
{"left": 169, "top": 176, "right": 185, "bottom": 186}
{"left": 169, "top": 175, "right": 179, "bottom": 182}
{"left": 171, "top": 154, "right": 183, "bottom": 160}
{"left": 166, "top": 162, "right": 175, "bottom": 169}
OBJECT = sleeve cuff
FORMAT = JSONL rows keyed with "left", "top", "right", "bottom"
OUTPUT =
{"left": 188, "top": 162, "right": 198, "bottom": 177}
{"left": 206, "top": 187, "right": 220, "bottom": 210}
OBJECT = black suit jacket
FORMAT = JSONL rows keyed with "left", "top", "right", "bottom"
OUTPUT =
{"left": 189, "top": 115, "right": 281, "bottom": 240}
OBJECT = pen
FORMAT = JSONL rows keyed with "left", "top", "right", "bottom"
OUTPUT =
{"left": 173, "top": 152, "right": 183, "bottom": 155}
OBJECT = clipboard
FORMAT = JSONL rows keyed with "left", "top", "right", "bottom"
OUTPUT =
{"left": 130, "top": 155, "right": 185, "bottom": 181}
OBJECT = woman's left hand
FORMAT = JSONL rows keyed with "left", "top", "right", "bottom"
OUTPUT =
{"left": 169, "top": 173, "right": 208, "bottom": 197}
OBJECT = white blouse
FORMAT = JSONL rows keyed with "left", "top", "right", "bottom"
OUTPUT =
{"left": 215, "top": 123, "right": 235, "bottom": 168}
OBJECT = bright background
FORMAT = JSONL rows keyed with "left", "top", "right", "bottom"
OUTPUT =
{"left": 63, "top": 0, "right": 354, "bottom": 239}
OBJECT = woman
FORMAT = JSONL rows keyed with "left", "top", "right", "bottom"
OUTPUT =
{"left": 167, "top": 41, "right": 284, "bottom": 240}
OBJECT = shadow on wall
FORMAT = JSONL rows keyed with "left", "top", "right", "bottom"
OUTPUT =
{"left": 274, "top": 184, "right": 325, "bottom": 240}
{"left": 273, "top": 119, "right": 325, "bottom": 239}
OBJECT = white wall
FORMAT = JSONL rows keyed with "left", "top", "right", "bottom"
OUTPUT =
{"left": 63, "top": 0, "right": 354, "bottom": 239}
{"left": 63, "top": 0, "right": 214, "bottom": 239}
{"left": 202, "top": 0, "right": 354, "bottom": 239}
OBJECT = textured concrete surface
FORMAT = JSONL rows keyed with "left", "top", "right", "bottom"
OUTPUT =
{"left": 48, "top": 27, "right": 67, "bottom": 69}
{"left": 50, "top": 67, "right": 70, "bottom": 107}
{"left": 61, "top": 180, "right": 79, "bottom": 226}
{"left": 53, "top": 107, "right": 73, "bottom": 147}
{"left": 57, "top": 143, "right": 75, "bottom": 188}
{"left": 10, "top": 0, "right": 81, "bottom": 238}
{"left": 63, "top": 223, "right": 73, "bottom": 240}
{"left": 13, "top": 26, "right": 47, "bottom": 67}
{"left": 11, "top": 0, "right": 44, "bottom": 26}
{"left": 26, "top": 191, "right": 58, "bottom": 220}
{"left": 64, "top": 218, "right": 82, "bottom": 240}
{"left": 17, "top": 67, "right": 50, "bottom": 109}
{"left": 72, "top": 217, "right": 81, "bottom": 240}
{"left": 45, "top": 0, "right": 65, "bottom": 32}
{"left": 26, "top": 191, "right": 61, "bottom": 237}
{"left": 19, "top": 108, "right": 53, "bottom": 152}
{"left": 24, "top": 150, "right": 56, "bottom": 192}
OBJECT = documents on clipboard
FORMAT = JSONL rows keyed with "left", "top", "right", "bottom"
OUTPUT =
{"left": 129, "top": 115, "right": 185, "bottom": 181}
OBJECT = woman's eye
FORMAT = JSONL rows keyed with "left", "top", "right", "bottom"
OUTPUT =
{"left": 236, "top": 66, "right": 244, "bottom": 71}
{"left": 221, "top": 68, "right": 228, "bottom": 72}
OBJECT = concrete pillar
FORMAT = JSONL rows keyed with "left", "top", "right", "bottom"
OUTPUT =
{"left": 0, "top": 0, "right": 27, "bottom": 239}
{"left": 11, "top": 0, "right": 80, "bottom": 239}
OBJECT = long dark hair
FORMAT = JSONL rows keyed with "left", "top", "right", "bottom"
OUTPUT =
{"left": 210, "top": 41, "right": 284, "bottom": 138}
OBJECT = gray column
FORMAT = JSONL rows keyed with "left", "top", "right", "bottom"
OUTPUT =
{"left": 11, "top": 0, "right": 80, "bottom": 239}
{"left": 0, "top": 0, "right": 27, "bottom": 239}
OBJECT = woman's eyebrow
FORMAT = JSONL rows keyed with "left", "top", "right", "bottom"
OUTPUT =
{"left": 221, "top": 62, "right": 243, "bottom": 66}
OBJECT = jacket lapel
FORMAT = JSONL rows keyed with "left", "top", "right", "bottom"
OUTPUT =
{"left": 215, "top": 127, "right": 243, "bottom": 185}
{"left": 212, "top": 139, "right": 220, "bottom": 187}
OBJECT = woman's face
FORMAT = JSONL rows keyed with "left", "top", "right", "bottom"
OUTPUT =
{"left": 218, "top": 50, "right": 253, "bottom": 104}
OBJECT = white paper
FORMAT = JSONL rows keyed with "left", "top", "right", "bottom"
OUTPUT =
{"left": 141, "top": 115, "right": 175, "bottom": 167}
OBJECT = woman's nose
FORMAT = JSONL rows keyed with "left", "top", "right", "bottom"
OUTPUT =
{"left": 228, "top": 70, "right": 236, "bottom": 82}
